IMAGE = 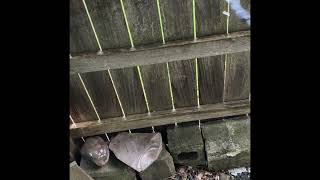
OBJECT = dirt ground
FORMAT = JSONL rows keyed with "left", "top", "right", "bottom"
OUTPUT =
{"left": 166, "top": 166, "right": 250, "bottom": 180}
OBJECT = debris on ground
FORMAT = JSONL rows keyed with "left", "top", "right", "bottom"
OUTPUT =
{"left": 228, "top": 167, "right": 250, "bottom": 180}
{"left": 166, "top": 166, "right": 220, "bottom": 180}
{"left": 166, "top": 166, "right": 250, "bottom": 180}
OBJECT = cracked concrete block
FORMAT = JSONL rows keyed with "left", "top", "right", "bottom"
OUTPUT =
{"left": 202, "top": 116, "right": 250, "bottom": 170}
{"left": 80, "top": 153, "right": 137, "bottom": 180}
{"left": 167, "top": 124, "right": 206, "bottom": 166}
{"left": 70, "top": 161, "right": 94, "bottom": 180}
{"left": 139, "top": 147, "right": 176, "bottom": 180}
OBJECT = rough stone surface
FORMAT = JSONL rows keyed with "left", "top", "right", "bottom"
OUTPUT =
{"left": 80, "top": 153, "right": 136, "bottom": 180}
{"left": 109, "top": 132, "right": 162, "bottom": 172}
{"left": 219, "top": 173, "right": 232, "bottom": 180}
{"left": 70, "top": 161, "right": 94, "bottom": 180}
{"left": 202, "top": 116, "right": 250, "bottom": 170}
{"left": 80, "top": 136, "right": 110, "bottom": 167}
{"left": 139, "top": 146, "right": 176, "bottom": 180}
{"left": 167, "top": 124, "right": 206, "bottom": 166}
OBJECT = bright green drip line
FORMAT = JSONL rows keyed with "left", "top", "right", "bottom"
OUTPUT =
{"left": 195, "top": 58, "right": 200, "bottom": 107}
{"left": 223, "top": 54, "right": 228, "bottom": 102}
{"left": 107, "top": 69, "right": 126, "bottom": 118}
{"left": 193, "top": 0, "right": 199, "bottom": 106}
{"left": 156, "top": 0, "right": 165, "bottom": 44}
{"left": 137, "top": 66, "right": 150, "bottom": 113}
{"left": 155, "top": 0, "right": 175, "bottom": 110}
{"left": 119, "top": 0, "right": 151, "bottom": 122}
{"left": 82, "top": 0, "right": 102, "bottom": 51}
{"left": 192, "top": 0, "right": 197, "bottom": 40}
{"left": 78, "top": 73, "right": 101, "bottom": 122}
{"left": 120, "top": 0, "right": 134, "bottom": 48}
{"left": 166, "top": 62, "right": 175, "bottom": 110}
{"left": 226, "top": 0, "right": 230, "bottom": 35}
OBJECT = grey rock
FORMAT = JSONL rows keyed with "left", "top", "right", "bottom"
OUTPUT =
{"left": 202, "top": 116, "right": 250, "bottom": 170}
{"left": 80, "top": 153, "right": 136, "bottom": 180}
{"left": 80, "top": 136, "right": 109, "bottom": 167}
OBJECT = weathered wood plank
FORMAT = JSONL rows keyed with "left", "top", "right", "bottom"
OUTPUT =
{"left": 84, "top": 0, "right": 131, "bottom": 51}
{"left": 196, "top": 0, "right": 226, "bottom": 37}
{"left": 70, "top": 99, "right": 250, "bottom": 138}
{"left": 70, "top": 0, "right": 98, "bottom": 54}
{"left": 70, "top": 74, "right": 97, "bottom": 122}
{"left": 196, "top": 0, "right": 250, "bottom": 36}
{"left": 109, "top": 67, "right": 148, "bottom": 115}
{"left": 198, "top": 55, "right": 225, "bottom": 105}
{"left": 160, "top": 0, "right": 193, "bottom": 41}
{"left": 224, "top": 51, "right": 250, "bottom": 101}
{"left": 139, "top": 63, "right": 172, "bottom": 112}
{"left": 79, "top": 71, "right": 123, "bottom": 119}
{"left": 70, "top": 31, "right": 250, "bottom": 74}
{"left": 169, "top": 59, "right": 197, "bottom": 108}
{"left": 123, "top": 0, "right": 162, "bottom": 46}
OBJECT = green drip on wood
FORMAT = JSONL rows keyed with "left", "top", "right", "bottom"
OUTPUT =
{"left": 137, "top": 66, "right": 150, "bottom": 113}
{"left": 156, "top": 0, "right": 165, "bottom": 44}
{"left": 192, "top": 0, "right": 197, "bottom": 40}
{"left": 81, "top": 0, "right": 103, "bottom": 51}
{"left": 195, "top": 58, "right": 200, "bottom": 107}
{"left": 119, "top": 0, "right": 134, "bottom": 48}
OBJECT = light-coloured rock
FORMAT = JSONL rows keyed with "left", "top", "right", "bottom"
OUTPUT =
{"left": 109, "top": 132, "right": 162, "bottom": 172}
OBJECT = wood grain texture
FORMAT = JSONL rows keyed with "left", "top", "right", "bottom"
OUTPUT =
{"left": 198, "top": 55, "right": 225, "bottom": 105}
{"left": 84, "top": 0, "right": 131, "bottom": 50}
{"left": 196, "top": 0, "right": 227, "bottom": 37}
{"left": 123, "top": 0, "right": 162, "bottom": 46}
{"left": 139, "top": 63, "right": 172, "bottom": 112}
{"left": 70, "top": 0, "right": 98, "bottom": 54}
{"left": 224, "top": 51, "right": 250, "bottom": 101}
{"left": 196, "top": 0, "right": 250, "bottom": 36}
{"left": 169, "top": 59, "right": 197, "bottom": 108}
{"left": 80, "top": 71, "right": 123, "bottom": 119}
{"left": 70, "top": 99, "right": 250, "bottom": 138}
{"left": 109, "top": 67, "right": 148, "bottom": 115}
{"left": 70, "top": 74, "right": 98, "bottom": 122}
{"left": 70, "top": 31, "right": 250, "bottom": 74}
{"left": 160, "top": 0, "right": 193, "bottom": 41}
{"left": 229, "top": 0, "right": 251, "bottom": 32}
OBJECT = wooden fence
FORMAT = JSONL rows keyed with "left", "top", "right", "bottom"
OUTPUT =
{"left": 70, "top": 0, "right": 250, "bottom": 138}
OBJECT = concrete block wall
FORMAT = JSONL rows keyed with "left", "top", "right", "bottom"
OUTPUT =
{"left": 70, "top": 161, "right": 94, "bottom": 180}
{"left": 202, "top": 116, "right": 250, "bottom": 170}
{"left": 77, "top": 115, "right": 250, "bottom": 179}
{"left": 167, "top": 125, "right": 206, "bottom": 166}
{"left": 139, "top": 146, "right": 176, "bottom": 180}
{"left": 80, "top": 153, "right": 137, "bottom": 180}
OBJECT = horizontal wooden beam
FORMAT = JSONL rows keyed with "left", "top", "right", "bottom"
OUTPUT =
{"left": 70, "top": 99, "right": 250, "bottom": 138}
{"left": 70, "top": 31, "right": 250, "bottom": 74}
